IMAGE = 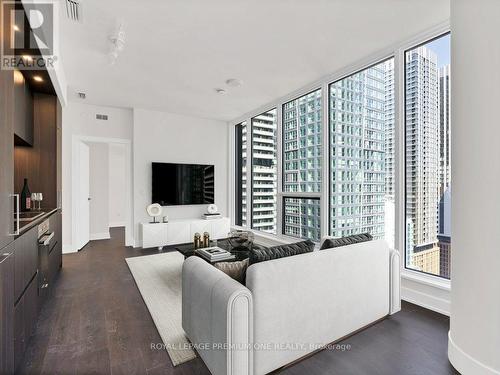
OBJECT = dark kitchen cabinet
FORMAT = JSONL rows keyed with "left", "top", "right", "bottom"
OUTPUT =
{"left": 13, "top": 294, "right": 24, "bottom": 372}
{"left": 12, "top": 226, "right": 38, "bottom": 371}
{"left": 13, "top": 226, "right": 38, "bottom": 303}
{"left": 56, "top": 100, "right": 62, "bottom": 208}
{"left": 0, "top": 245, "right": 15, "bottom": 375}
{"left": 0, "top": 1, "right": 15, "bottom": 250}
{"left": 13, "top": 275, "right": 37, "bottom": 371}
{"left": 1, "top": 2, "right": 63, "bottom": 373}
{"left": 13, "top": 70, "right": 34, "bottom": 146}
{"left": 48, "top": 211, "right": 62, "bottom": 284}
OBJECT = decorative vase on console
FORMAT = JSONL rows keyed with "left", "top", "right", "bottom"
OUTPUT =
{"left": 227, "top": 230, "right": 254, "bottom": 259}
{"left": 194, "top": 233, "right": 201, "bottom": 249}
{"left": 203, "top": 232, "right": 210, "bottom": 247}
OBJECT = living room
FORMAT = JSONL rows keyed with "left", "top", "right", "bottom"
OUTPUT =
{"left": 0, "top": 1, "right": 499, "bottom": 375}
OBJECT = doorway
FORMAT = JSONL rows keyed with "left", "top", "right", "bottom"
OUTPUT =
{"left": 73, "top": 136, "right": 132, "bottom": 250}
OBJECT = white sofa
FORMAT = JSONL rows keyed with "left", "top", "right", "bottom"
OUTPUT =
{"left": 182, "top": 239, "right": 401, "bottom": 375}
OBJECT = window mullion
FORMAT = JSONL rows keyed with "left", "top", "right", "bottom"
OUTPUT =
{"left": 394, "top": 48, "right": 405, "bottom": 258}
{"left": 245, "top": 117, "right": 252, "bottom": 228}
{"left": 277, "top": 105, "right": 283, "bottom": 236}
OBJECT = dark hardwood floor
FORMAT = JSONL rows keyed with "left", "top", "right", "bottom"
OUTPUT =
{"left": 18, "top": 228, "right": 458, "bottom": 375}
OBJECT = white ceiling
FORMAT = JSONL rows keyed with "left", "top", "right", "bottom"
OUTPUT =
{"left": 60, "top": 0, "right": 449, "bottom": 121}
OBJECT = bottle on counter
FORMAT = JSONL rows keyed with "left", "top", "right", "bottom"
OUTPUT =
{"left": 20, "top": 178, "right": 31, "bottom": 212}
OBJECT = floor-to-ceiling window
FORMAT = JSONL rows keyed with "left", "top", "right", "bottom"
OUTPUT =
{"left": 282, "top": 90, "right": 322, "bottom": 241}
{"left": 328, "top": 58, "right": 395, "bottom": 248}
{"left": 235, "top": 121, "right": 247, "bottom": 226}
{"left": 405, "top": 34, "right": 451, "bottom": 279}
{"left": 251, "top": 109, "right": 278, "bottom": 235}
{"left": 233, "top": 31, "right": 452, "bottom": 282}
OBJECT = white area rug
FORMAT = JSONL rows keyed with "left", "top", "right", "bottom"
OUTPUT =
{"left": 125, "top": 252, "right": 196, "bottom": 366}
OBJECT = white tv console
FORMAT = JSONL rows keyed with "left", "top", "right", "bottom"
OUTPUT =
{"left": 140, "top": 217, "right": 231, "bottom": 249}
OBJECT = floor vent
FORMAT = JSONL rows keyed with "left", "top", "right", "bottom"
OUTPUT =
{"left": 96, "top": 114, "right": 108, "bottom": 121}
{"left": 65, "top": 0, "right": 82, "bottom": 22}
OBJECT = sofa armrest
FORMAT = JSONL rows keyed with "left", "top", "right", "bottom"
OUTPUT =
{"left": 389, "top": 249, "right": 401, "bottom": 314}
{"left": 182, "top": 256, "right": 253, "bottom": 375}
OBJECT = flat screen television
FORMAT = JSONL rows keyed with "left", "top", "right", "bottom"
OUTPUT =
{"left": 152, "top": 162, "right": 215, "bottom": 206}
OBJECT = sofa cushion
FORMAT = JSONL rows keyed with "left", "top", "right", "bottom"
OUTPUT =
{"left": 319, "top": 233, "right": 373, "bottom": 250}
{"left": 214, "top": 258, "right": 249, "bottom": 284}
{"left": 249, "top": 240, "right": 315, "bottom": 265}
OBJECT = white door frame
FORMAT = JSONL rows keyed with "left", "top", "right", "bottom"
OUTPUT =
{"left": 72, "top": 135, "right": 133, "bottom": 248}
{"left": 77, "top": 142, "right": 90, "bottom": 249}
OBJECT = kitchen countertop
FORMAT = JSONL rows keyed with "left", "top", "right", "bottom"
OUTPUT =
{"left": 15, "top": 208, "right": 60, "bottom": 238}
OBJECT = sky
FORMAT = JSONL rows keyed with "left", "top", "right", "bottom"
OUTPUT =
{"left": 425, "top": 34, "right": 451, "bottom": 68}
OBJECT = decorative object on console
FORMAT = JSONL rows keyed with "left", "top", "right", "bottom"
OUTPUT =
{"left": 203, "top": 204, "right": 221, "bottom": 219}
{"left": 193, "top": 233, "right": 201, "bottom": 249}
{"left": 146, "top": 203, "right": 163, "bottom": 223}
{"left": 228, "top": 230, "right": 255, "bottom": 253}
{"left": 203, "top": 232, "right": 210, "bottom": 247}
{"left": 249, "top": 239, "right": 315, "bottom": 265}
{"left": 319, "top": 233, "right": 373, "bottom": 250}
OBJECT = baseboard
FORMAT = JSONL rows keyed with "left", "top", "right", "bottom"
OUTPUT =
{"left": 62, "top": 244, "right": 77, "bottom": 254}
{"left": 109, "top": 221, "right": 126, "bottom": 228}
{"left": 448, "top": 332, "right": 500, "bottom": 375}
{"left": 90, "top": 232, "right": 111, "bottom": 241}
{"left": 401, "top": 286, "right": 450, "bottom": 316}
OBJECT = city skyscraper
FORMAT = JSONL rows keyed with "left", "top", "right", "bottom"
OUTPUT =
{"left": 235, "top": 122, "right": 248, "bottom": 227}
{"left": 329, "top": 60, "right": 393, "bottom": 241}
{"left": 251, "top": 110, "right": 278, "bottom": 234}
{"left": 439, "top": 65, "right": 451, "bottom": 196}
{"left": 282, "top": 90, "right": 322, "bottom": 241}
{"left": 438, "top": 64, "right": 452, "bottom": 278}
{"left": 384, "top": 59, "right": 396, "bottom": 249}
{"left": 405, "top": 47, "right": 440, "bottom": 266}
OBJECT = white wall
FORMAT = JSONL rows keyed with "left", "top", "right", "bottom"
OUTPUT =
{"left": 449, "top": 1, "right": 500, "bottom": 374}
{"left": 133, "top": 108, "right": 228, "bottom": 247}
{"left": 108, "top": 143, "right": 127, "bottom": 227}
{"left": 62, "top": 102, "right": 133, "bottom": 252}
{"left": 88, "top": 143, "right": 110, "bottom": 239}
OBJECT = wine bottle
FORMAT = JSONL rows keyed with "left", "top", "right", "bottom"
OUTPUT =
{"left": 20, "top": 178, "right": 31, "bottom": 212}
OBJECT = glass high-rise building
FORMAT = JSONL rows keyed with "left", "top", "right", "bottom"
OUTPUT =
{"left": 250, "top": 110, "right": 278, "bottom": 234}
{"left": 405, "top": 46, "right": 440, "bottom": 256}
{"left": 329, "top": 60, "right": 394, "bottom": 241}
{"left": 282, "top": 90, "right": 322, "bottom": 241}
{"left": 438, "top": 64, "right": 451, "bottom": 278}
{"left": 439, "top": 64, "right": 451, "bottom": 195}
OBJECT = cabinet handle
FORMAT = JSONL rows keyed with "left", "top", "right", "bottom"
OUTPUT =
{"left": 9, "top": 194, "right": 20, "bottom": 236}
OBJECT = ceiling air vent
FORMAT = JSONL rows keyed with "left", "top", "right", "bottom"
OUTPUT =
{"left": 65, "top": 0, "right": 82, "bottom": 22}
{"left": 96, "top": 114, "right": 108, "bottom": 121}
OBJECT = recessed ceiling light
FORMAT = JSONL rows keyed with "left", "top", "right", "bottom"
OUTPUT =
{"left": 33, "top": 76, "right": 43, "bottom": 82}
{"left": 215, "top": 88, "right": 227, "bottom": 95}
{"left": 21, "top": 55, "right": 33, "bottom": 62}
{"left": 13, "top": 24, "right": 20, "bottom": 32}
{"left": 226, "top": 78, "right": 243, "bottom": 87}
